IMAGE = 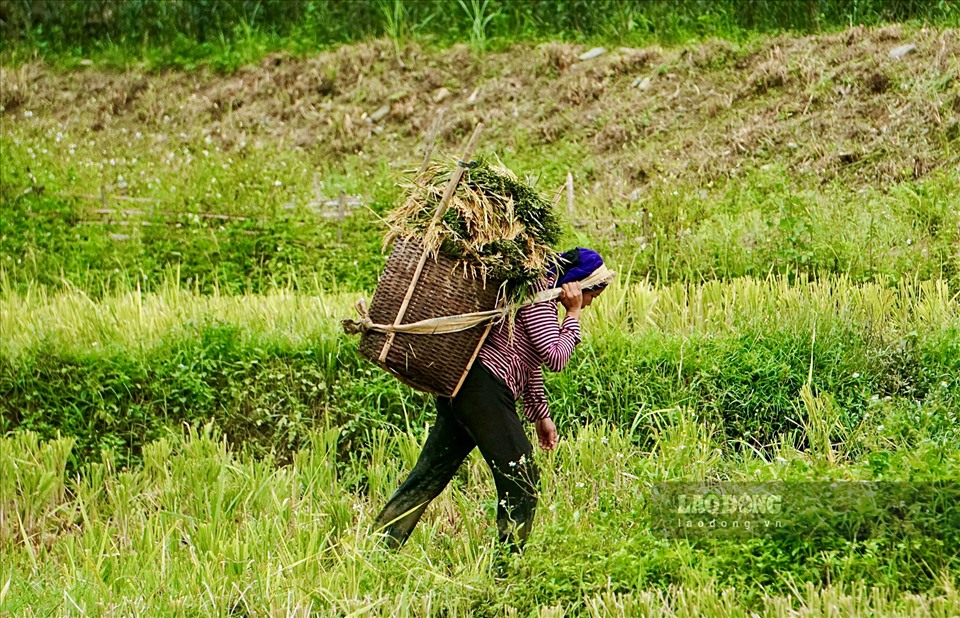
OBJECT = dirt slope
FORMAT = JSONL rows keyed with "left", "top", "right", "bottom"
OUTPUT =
{"left": 2, "top": 25, "right": 958, "bottom": 198}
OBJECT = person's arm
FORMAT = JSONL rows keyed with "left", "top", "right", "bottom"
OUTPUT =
{"left": 523, "top": 367, "right": 559, "bottom": 450}
{"left": 518, "top": 282, "right": 583, "bottom": 372}
{"left": 522, "top": 367, "right": 550, "bottom": 422}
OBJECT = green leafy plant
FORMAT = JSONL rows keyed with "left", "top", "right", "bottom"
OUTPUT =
{"left": 456, "top": 0, "right": 499, "bottom": 53}
{"left": 378, "top": 0, "right": 408, "bottom": 58}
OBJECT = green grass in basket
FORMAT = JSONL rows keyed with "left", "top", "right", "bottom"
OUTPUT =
{"left": 385, "top": 156, "right": 562, "bottom": 301}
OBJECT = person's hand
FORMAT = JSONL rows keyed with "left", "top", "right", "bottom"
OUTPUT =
{"left": 559, "top": 282, "right": 582, "bottom": 318}
{"left": 535, "top": 417, "right": 559, "bottom": 450}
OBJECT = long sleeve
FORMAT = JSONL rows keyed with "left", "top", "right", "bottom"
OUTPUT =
{"left": 476, "top": 275, "right": 584, "bottom": 425}
{"left": 517, "top": 302, "right": 582, "bottom": 372}
{"left": 521, "top": 367, "right": 550, "bottom": 421}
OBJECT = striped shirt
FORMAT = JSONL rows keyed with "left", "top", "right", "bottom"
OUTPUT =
{"left": 478, "top": 276, "right": 581, "bottom": 422}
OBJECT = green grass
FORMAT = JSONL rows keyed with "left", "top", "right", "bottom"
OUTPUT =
{"left": 2, "top": 114, "right": 958, "bottom": 296}
{"left": 3, "top": 0, "right": 958, "bottom": 72}
{"left": 2, "top": 275, "right": 956, "bottom": 470}
{"left": 0, "top": 126, "right": 392, "bottom": 294}
{"left": 1, "top": 419, "right": 958, "bottom": 615}
{"left": 2, "top": 18, "right": 960, "bottom": 615}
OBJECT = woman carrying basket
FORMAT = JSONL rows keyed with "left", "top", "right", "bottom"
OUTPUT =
{"left": 373, "top": 247, "right": 614, "bottom": 552}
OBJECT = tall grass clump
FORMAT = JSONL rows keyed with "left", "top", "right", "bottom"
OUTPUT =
{"left": 457, "top": 0, "right": 499, "bottom": 53}
{"left": 378, "top": 0, "right": 410, "bottom": 58}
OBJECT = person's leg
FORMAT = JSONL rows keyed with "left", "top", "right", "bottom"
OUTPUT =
{"left": 372, "top": 398, "right": 475, "bottom": 549}
{"left": 451, "top": 365, "right": 539, "bottom": 552}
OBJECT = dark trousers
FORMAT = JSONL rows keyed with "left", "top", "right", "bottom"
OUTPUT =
{"left": 373, "top": 363, "right": 539, "bottom": 552}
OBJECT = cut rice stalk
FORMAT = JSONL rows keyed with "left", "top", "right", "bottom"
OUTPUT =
{"left": 385, "top": 156, "right": 561, "bottom": 300}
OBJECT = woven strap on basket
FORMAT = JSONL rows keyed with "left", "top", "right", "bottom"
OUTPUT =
{"left": 342, "top": 266, "right": 616, "bottom": 336}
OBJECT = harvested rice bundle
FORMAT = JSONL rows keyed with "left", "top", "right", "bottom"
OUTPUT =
{"left": 384, "top": 156, "right": 561, "bottom": 301}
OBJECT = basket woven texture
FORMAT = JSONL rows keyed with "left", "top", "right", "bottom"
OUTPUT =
{"left": 358, "top": 236, "right": 503, "bottom": 397}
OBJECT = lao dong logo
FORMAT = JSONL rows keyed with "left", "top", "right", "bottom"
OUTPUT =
{"left": 676, "top": 492, "right": 782, "bottom": 515}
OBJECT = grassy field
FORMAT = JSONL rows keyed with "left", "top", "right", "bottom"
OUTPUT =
{"left": 4, "top": 0, "right": 958, "bottom": 71}
{"left": 2, "top": 23, "right": 958, "bottom": 295}
{"left": 3, "top": 419, "right": 959, "bottom": 616}
{"left": 2, "top": 278, "right": 958, "bottom": 614}
{"left": 2, "top": 16, "right": 960, "bottom": 617}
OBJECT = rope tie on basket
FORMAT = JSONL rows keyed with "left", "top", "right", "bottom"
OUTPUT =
{"left": 341, "top": 266, "right": 616, "bottom": 336}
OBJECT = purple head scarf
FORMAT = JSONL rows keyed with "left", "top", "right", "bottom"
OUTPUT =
{"left": 553, "top": 248, "right": 606, "bottom": 289}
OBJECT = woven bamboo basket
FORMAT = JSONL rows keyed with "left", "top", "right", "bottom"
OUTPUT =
{"left": 358, "top": 236, "right": 503, "bottom": 397}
